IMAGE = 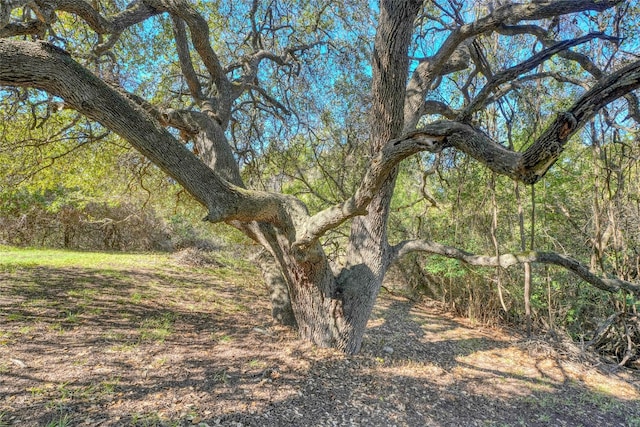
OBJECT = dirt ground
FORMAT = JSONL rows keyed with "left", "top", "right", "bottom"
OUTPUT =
{"left": 1, "top": 251, "right": 639, "bottom": 426}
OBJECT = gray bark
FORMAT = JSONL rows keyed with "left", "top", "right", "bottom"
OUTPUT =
{"left": 333, "top": 0, "right": 423, "bottom": 355}
{"left": 255, "top": 250, "right": 296, "bottom": 327}
{"left": 392, "top": 240, "right": 640, "bottom": 296}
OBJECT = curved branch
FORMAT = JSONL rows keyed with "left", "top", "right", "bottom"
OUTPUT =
{"left": 245, "top": 83, "right": 290, "bottom": 115}
{"left": 404, "top": 43, "right": 471, "bottom": 130}
{"left": 422, "top": 100, "right": 458, "bottom": 119}
{"left": 404, "top": 0, "right": 623, "bottom": 130}
{"left": 521, "top": 59, "right": 640, "bottom": 181}
{"left": 496, "top": 23, "right": 606, "bottom": 79}
{"left": 1, "top": 0, "right": 31, "bottom": 27}
{"left": 0, "top": 39, "right": 304, "bottom": 230}
{"left": 474, "top": 72, "right": 590, "bottom": 112}
{"left": 391, "top": 239, "right": 640, "bottom": 297}
{"left": 49, "top": 0, "right": 159, "bottom": 34}
{"left": 494, "top": 23, "right": 640, "bottom": 123}
{"left": 17, "top": 1, "right": 230, "bottom": 102}
{"left": 170, "top": 15, "right": 204, "bottom": 101}
{"left": 625, "top": 92, "right": 640, "bottom": 122}
{"left": 426, "top": 59, "right": 640, "bottom": 185}
{"left": 294, "top": 133, "right": 446, "bottom": 248}
{"left": 238, "top": 41, "right": 324, "bottom": 75}
{"left": 295, "top": 58, "right": 640, "bottom": 247}
{"left": 108, "top": 86, "right": 200, "bottom": 137}
{"left": 0, "top": 21, "right": 46, "bottom": 37}
{"left": 513, "top": 71, "right": 588, "bottom": 89}
{"left": 459, "top": 33, "right": 618, "bottom": 121}
{"left": 150, "top": 0, "right": 228, "bottom": 92}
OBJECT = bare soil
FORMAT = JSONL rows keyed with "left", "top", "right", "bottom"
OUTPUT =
{"left": 1, "top": 253, "right": 639, "bottom": 426}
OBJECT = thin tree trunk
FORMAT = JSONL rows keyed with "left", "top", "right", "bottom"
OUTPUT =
{"left": 516, "top": 181, "right": 532, "bottom": 337}
{"left": 523, "top": 262, "right": 532, "bottom": 337}
{"left": 491, "top": 174, "right": 508, "bottom": 313}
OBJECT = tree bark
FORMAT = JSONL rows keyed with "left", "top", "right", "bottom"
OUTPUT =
{"left": 255, "top": 250, "right": 296, "bottom": 327}
{"left": 392, "top": 239, "right": 640, "bottom": 296}
{"left": 334, "top": 0, "right": 423, "bottom": 355}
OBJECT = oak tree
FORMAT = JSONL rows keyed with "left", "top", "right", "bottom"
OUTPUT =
{"left": 2, "top": 0, "right": 640, "bottom": 353}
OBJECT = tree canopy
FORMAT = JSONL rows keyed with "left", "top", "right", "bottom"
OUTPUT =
{"left": 2, "top": 0, "right": 640, "bottom": 355}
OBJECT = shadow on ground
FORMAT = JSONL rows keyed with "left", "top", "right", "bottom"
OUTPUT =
{"left": 1, "top": 264, "right": 639, "bottom": 426}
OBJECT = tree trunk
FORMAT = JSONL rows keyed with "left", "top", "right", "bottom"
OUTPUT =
{"left": 229, "top": 0, "right": 425, "bottom": 355}
{"left": 328, "top": 0, "right": 423, "bottom": 354}
{"left": 275, "top": 244, "right": 352, "bottom": 350}
{"left": 255, "top": 250, "right": 296, "bottom": 327}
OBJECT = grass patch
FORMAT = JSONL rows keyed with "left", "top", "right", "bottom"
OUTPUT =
{"left": 20, "top": 298, "right": 59, "bottom": 308}
{"left": 130, "top": 412, "right": 167, "bottom": 427}
{"left": 48, "top": 323, "right": 65, "bottom": 333}
{"left": 0, "top": 332, "right": 12, "bottom": 345}
{"left": 66, "top": 288, "right": 97, "bottom": 299}
{"left": 100, "top": 378, "right": 121, "bottom": 395}
{"left": 130, "top": 292, "right": 144, "bottom": 303}
{"left": 62, "top": 310, "right": 81, "bottom": 324}
{"left": 628, "top": 417, "right": 640, "bottom": 427}
{"left": 0, "top": 412, "right": 9, "bottom": 427}
{"left": 6, "top": 313, "right": 25, "bottom": 322}
{"left": 28, "top": 385, "right": 49, "bottom": 396}
{"left": 0, "top": 245, "right": 272, "bottom": 424}
{"left": 139, "top": 312, "right": 176, "bottom": 343}
{"left": 247, "top": 359, "right": 265, "bottom": 368}
{"left": 108, "top": 342, "right": 139, "bottom": 352}
{"left": 215, "top": 333, "right": 234, "bottom": 344}
{"left": 0, "top": 246, "right": 165, "bottom": 269}
{"left": 45, "top": 413, "right": 72, "bottom": 427}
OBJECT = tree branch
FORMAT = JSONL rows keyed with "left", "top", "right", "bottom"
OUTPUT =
{"left": 47, "top": 0, "right": 159, "bottom": 34}
{"left": 30, "top": 1, "right": 230, "bottom": 110}
{"left": 459, "top": 33, "right": 618, "bottom": 121}
{"left": 494, "top": 23, "right": 640, "bottom": 122}
{"left": 0, "top": 39, "right": 305, "bottom": 231}
{"left": 391, "top": 239, "right": 640, "bottom": 297}
{"left": 418, "top": 59, "right": 640, "bottom": 185}
{"left": 625, "top": 92, "right": 640, "bottom": 122}
{"left": 520, "top": 59, "right": 640, "bottom": 181}
{"left": 0, "top": 21, "right": 46, "bottom": 38}
{"left": 495, "top": 23, "right": 606, "bottom": 79}
{"left": 170, "top": 15, "right": 204, "bottom": 102}
{"left": 295, "top": 57, "right": 640, "bottom": 246}
{"left": 109, "top": 86, "right": 200, "bottom": 138}
{"left": 473, "top": 72, "right": 590, "bottom": 112}
{"left": 404, "top": 0, "right": 623, "bottom": 131}
{"left": 422, "top": 100, "right": 458, "bottom": 119}
{"left": 294, "top": 133, "right": 446, "bottom": 248}
{"left": 149, "top": 0, "right": 228, "bottom": 95}
{"left": 0, "top": 0, "right": 31, "bottom": 28}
